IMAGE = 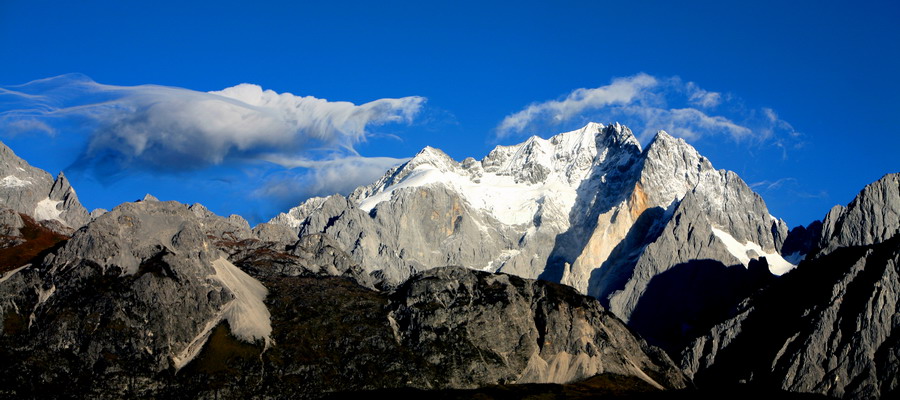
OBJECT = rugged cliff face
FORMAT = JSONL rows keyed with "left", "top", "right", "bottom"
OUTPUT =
{"left": 0, "top": 148, "right": 688, "bottom": 398}
{"left": 680, "top": 173, "right": 900, "bottom": 399}
{"left": 2, "top": 132, "right": 895, "bottom": 398}
{"left": 0, "top": 203, "right": 687, "bottom": 398}
{"left": 0, "top": 200, "right": 276, "bottom": 395}
{"left": 271, "top": 123, "right": 795, "bottom": 354}
{"left": 0, "top": 141, "right": 90, "bottom": 231}
{"left": 386, "top": 266, "right": 688, "bottom": 390}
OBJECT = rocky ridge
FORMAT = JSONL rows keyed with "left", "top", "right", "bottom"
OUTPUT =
{"left": 0, "top": 141, "right": 90, "bottom": 231}
{"left": 271, "top": 122, "right": 795, "bottom": 353}
{"left": 0, "top": 141, "right": 689, "bottom": 398}
{"left": 680, "top": 173, "right": 900, "bottom": 399}
{"left": 2, "top": 131, "right": 896, "bottom": 398}
{"left": 0, "top": 200, "right": 689, "bottom": 398}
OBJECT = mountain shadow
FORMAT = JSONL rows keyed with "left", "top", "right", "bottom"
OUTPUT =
{"left": 628, "top": 258, "right": 774, "bottom": 355}
{"left": 689, "top": 234, "right": 900, "bottom": 397}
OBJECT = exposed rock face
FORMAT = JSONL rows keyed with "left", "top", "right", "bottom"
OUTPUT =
{"left": 601, "top": 189, "right": 777, "bottom": 353}
{"left": 680, "top": 173, "right": 900, "bottom": 399}
{"left": 0, "top": 212, "right": 69, "bottom": 273}
{"left": 280, "top": 186, "right": 521, "bottom": 286}
{"left": 387, "top": 267, "right": 688, "bottom": 389}
{"left": 270, "top": 123, "right": 794, "bottom": 354}
{"left": 0, "top": 142, "right": 691, "bottom": 397}
{"left": 0, "top": 201, "right": 272, "bottom": 388}
{"left": 0, "top": 198, "right": 373, "bottom": 396}
{"left": 782, "top": 220, "right": 824, "bottom": 258}
{"left": 0, "top": 141, "right": 90, "bottom": 229}
{"left": 818, "top": 173, "right": 900, "bottom": 255}
{"left": 0, "top": 208, "right": 24, "bottom": 241}
{"left": 592, "top": 134, "right": 791, "bottom": 319}
{"left": 0, "top": 198, "right": 688, "bottom": 398}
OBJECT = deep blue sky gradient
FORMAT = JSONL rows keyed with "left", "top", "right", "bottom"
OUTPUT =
{"left": 1, "top": 0, "right": 898, "bottom": 226}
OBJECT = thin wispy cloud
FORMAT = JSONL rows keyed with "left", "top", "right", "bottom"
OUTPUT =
{"left": 496, "top": 73, "right": 800, "bottom": 146}
{"left": 750, "top": 177, "right": 798, "bottom": 191}
{"left": 253, "top": 155, "right": 409, "bottom": 211}
{"left": 497, "top": 74, "right": 658, "bottom": 137}
{"left": 0, "top": 73, "right": 425, "bottom": 202}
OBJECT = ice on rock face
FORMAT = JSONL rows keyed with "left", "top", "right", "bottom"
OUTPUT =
{"left": 711, "top": 227, "right": 797, "bottom": 275}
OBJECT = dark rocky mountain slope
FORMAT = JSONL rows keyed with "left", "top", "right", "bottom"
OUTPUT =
{"left": 0, "top": 193, "right": 687, "bottom": 398}
{"left": 680, "top": 173, "right": 900, "bottom": 399}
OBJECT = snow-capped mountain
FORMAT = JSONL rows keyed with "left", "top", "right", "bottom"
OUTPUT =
{"left": 0, "top": 128, "right": 896, "bottom": 399}
{"left": 272, "top": 122, "right": 797, "bottom": 351}
{"left": 354, "top": 121, "right": 637, "bottom": 229}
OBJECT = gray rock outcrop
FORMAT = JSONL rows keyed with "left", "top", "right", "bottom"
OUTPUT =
{"left": 0, "top": 197, "right": 378, "bottom": 397}
{"left": 0, "top": 200, "right": 272, "bottom": 385}
{"left": 0, "top": 141, "right": 90, "bottom": 229}
{"left": 818, "top": 173, "right": 900, "bottom": 255}
{"left": 387, "top": 266, "right": 689, "bottom": 389}
{"left": 679, "top": 173, "right": 900, "bottom": 399}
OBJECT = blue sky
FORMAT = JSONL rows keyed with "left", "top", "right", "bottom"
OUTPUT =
{"left": 0, "top": 0, "right": 897, "bottom": 226}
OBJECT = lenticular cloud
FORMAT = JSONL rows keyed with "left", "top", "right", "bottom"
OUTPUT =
{"left": 496, "top": 73, "right": 798, "bottom": 144}
{"left": 0, "top": 73, "right": 426, "bottom": 172}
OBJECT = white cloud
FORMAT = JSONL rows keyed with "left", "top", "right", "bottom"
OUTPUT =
{"left": 496, "top": 73, "right": 799, "bottom": 146}
{"left": 0, "top": 74, "right": 425, "bottom": 203}
{"left": 497, "top": 73, "right": 658, "bottom": 137}
{"left": 685, "top": 81, "right": 722, "bottom": 108}
{"left": 253, "top": 155, "right": 408, "bottom": 210}
{"left": 620, "top": 106, "right": 752, "bottom": 141}
{"left": 750, "top": 177, "right": 798, "bottom": 191}
{"left": 0, "top": 74, "right": 424, "bottom": 169}
{"left": 761, "top": 107, "right": 800, "bottom": 137}
{"left": 0, "top": 118, "right": 55, "bottom": 136}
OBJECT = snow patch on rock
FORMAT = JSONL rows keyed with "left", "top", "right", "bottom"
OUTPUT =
{"left": 711, "top": 227, "right": 796, "bottom": 275}
{"left": 356, "top": 124, "right": 609, "bottom": 227}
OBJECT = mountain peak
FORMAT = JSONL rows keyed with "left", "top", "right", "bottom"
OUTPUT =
{"left": 414, "top": 145, "right": 444, "bottom": 157}
{"left": 652, "top": 129, "right": 674, "bottom": 141}
{"left": 647, "top": 130, "right": 684, "bottom": 148}
{"left": 0, "top": 140, "right": 90, "bottom": 229}
{"left": 818, "top": 172, "right": 900, "bottom": 255}
{"left": 405, "top": 145, "right": 459, "bottom": 173}
{"left": 643, "top": 129, "right": 705, "bottom": 165}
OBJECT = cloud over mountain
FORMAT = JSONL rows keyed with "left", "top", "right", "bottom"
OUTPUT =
{"left": 0, "top": 74, "right": 424, "bottom": 204}
{"left": 497, "top": 73, "right": 798, "bottom": 144}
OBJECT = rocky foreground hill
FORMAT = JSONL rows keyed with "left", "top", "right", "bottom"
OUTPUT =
{"left": 0, "top": 126, "right": 897, "bottom": 399}
{"left": 0, "top": 199, "right": 687, "bottom": 398}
